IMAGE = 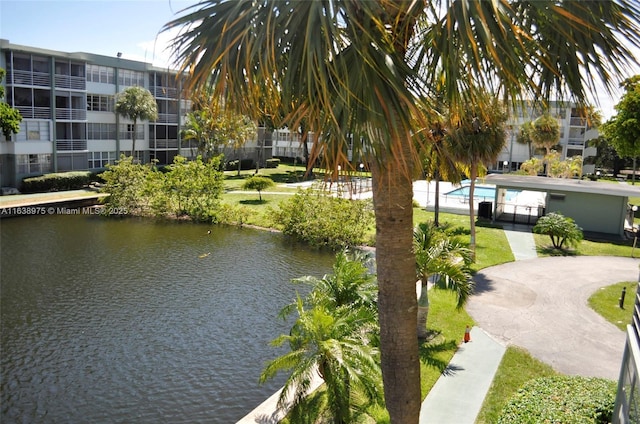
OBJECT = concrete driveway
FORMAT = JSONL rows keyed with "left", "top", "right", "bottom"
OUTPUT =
{"left": 466, "top": 256, "right": 639, "bottom": 380}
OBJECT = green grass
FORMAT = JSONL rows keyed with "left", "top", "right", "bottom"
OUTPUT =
{"left": 533, "top": 232, "right": 637, "bottom": 257}
{"left": 588, "top": 281, "right": 635, "bottom": 331}
{"left": 476, "top": 346, "right": 557, "bottom": 424}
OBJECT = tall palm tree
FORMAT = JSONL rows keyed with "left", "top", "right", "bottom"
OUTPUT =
{"left": 115, "top": 86, "right": 158, "bottom": 162}
{"left": 165, "top": 2, "right": 640, "bottom": 421}
{"left": 414, "top": 222, "right": 473, "bottom": 339}
{"left": 446, "top": 92, "right": 507, "bottom": 256}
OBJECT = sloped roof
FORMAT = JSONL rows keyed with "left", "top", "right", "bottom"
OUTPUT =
{"left": 484, "top": 174, "right": 640, "bottom": 198}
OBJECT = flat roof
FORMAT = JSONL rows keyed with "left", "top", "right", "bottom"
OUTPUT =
{"left": 484, "top": 174, "right": 640, "bottom": 198}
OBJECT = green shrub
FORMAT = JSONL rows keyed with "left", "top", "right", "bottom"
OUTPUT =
{"left": 270, "top": 188, "right": 375, "bottom": 249}
{"left": 265, "top": 158, "right": 280, "bottom": 168}
{"left": 533, "top": 211, "right": 583, "bottom": 249}
{"left": 22, "top": 171, "right": 93, "bottom": 193}
{"left": 498, "top": 376, "right": 616, "bottom": 424}
{"left": 242, "top": 175, "right": 275, "bottom": 201}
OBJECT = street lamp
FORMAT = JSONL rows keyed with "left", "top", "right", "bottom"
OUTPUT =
{"left": 503, "top": 160, "right": 509, "bottom": 173}
{"left": 359, "top": 163, "right": 364, "bottom": 193}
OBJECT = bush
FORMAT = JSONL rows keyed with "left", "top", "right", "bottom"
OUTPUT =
{"left": 265, "top": 158, "right": 280, "bottom": 168}
{"left": 533, "top": 211, "right": 583, "bottom": 249}
{"left": 22, "top": 171, "right": 93, "bottom": 193}
{"left": 242, "top": 176, "right": 275, "bottom": 201}
{"left": 498, "top": 376, "right": 616, "bottom": 424}
{"left": 225, "top": 158, "right": 256, "bottom": 171}
{"left": 270, "top": 188, "right": 375, "bottom": 249}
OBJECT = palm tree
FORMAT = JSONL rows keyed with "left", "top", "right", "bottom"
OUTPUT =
{"left": 165, "top": 2, "right": 640, "bottom": 421}
{"left": 414, "top": 222, "right": 473, "bottom": 339}
{"left": 532, "top": 113, "right": 561, "bottom": 175}
{"left": 446, "top": 92, "right": 507, "bottom": 256}
{"left": 262, "top": 250, "right": 382, "bottom": 423}
{"left": 115, "top": 86, "right": 158, "bottom": 162}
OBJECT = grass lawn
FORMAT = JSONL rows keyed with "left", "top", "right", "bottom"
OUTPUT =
{"left": 533, "top": 232, "right": 638, "bottom": 257}
{"left": 588, "top": 281, "right": 636, "bottom": 331}
{"left": 475, "top": 347, "right": 557, "bottom": 424}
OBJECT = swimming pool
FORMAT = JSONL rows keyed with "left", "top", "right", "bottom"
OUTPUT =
{"left": 445, "top": 185, "right": 520, "bottom": 201}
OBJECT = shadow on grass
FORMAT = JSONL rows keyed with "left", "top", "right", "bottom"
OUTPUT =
{"left": 536, "top": 246, "right": 578, "bottom": 256}
{"left": 419, "top": 330, "right": 461, "bottom": 376}
{"left": 240, "top": 199, "right": 269, "bottom": 205}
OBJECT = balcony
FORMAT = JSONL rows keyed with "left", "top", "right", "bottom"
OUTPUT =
{"left": 55, "top": 108, "right": 87, "bottom": 121}
{"left": 152, "top": 139, "right": 179, "bottom": 149}
{"left": 16, "top": 106, "right": 51, "bottom": 119}
{"left": 8, "top": 70, "right": 51, "bottom": 87}
{"left": 150, "top": 86, "right": 178, "bottom": 99}
{"left": 156, "top": 113, "right": 178, "bottom": 124}
{"left": 54, "top": 74, "right": 86, "bottom": 91}
{"left": 56, "top": 139, "right": 87, "bottom": 151}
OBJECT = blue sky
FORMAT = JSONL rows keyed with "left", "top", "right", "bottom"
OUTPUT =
{"left": 1, "top": 0, "right": 637, "bottom": 119}
{"left": 0, "top": 0, "right": 196, "bottom": 67}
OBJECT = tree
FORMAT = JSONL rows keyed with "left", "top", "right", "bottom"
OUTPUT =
{"left": 531, "top": 113, "right": 561, "bottom": 176}
{"left": 183, "top": 90, "right": 257, "bottom": 162}
{"left": 261, "top": 250, "right": 382, "bottom": 423}
{"left": 601, "top": 75, "right": 640, "bottom": 184}
{"left": 115, "top": 86, "right": 158, "bottom": 161}
{"left": 533, "top": 212, "right": 584, "bottom": 250}
{"left": 165, "top": 2, "right": 640, "bottom": 421}
{"left": 516, "top": 120, "right": 535, "bottom": 159}
{"left": 0, "top": 68, "right": 22, "bottom": 140}
{"left": 241, "top": 175, "right": 274, "bottom": 202}
{"left": 446, "top": 92, "right": 507, "bottom": 256}
{"left": 520, "top": 157, "right": 545, "bottom": 176}
{"left": 413, "top": 222, "right": 473, "bottom": 339}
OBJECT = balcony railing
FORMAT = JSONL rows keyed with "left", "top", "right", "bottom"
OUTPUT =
{"left": 56, "top": 139, "right": 87, "bottom": 151}
{"left": 153, "top": 139, "right": 179, "bottom": 149}
{"left": 156, "top": 113, "right": 178, "bottom": 124}
{"left": 55, "top": 108, "right": 87, "bottom": 121}
{"left": 150, "top": 86, "right": 178, "bottom": 99}
{"left": 8, "top": 70, "right": 51, "bottom": 87}
{"left": 16, "top": 106, "right": 51, "bottom": 119}
{"left": 570, "top": 117, "right": 587, "bottom": 127}
{"left": 54, "top": 74, "right": 86, "bottom": 90}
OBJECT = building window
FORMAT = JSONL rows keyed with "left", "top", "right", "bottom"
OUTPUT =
{"left": 119, "top": 124, "right": 144, "bottom": 140}
{"left": 14, "top": 121, "right": 50, "bottom": 142}
{"left": 87, "top": 94, "right": 114, "bottom": 112}
{"left": 86, "top": 64, "right": 115, "bottom": 84}
{"left": 16, "top": 154, "right": 52, "bottom": 174}
{"left": 118, "top": 69, "right": 145, "bottom": 87}
{"left": 88, "top": 151, "right": 116, "bottom": 169}
{"left": 87, "top": 123, "right": 117, "bottom": 140}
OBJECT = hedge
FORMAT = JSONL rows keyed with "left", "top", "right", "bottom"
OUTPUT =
{"left": 22, "top": 171, "right": 94, "bottom": 193}
{"left": 265, "top": 158, "right": 280, "bottom": 168}
{"left": 498, "top": 376, "right": 616, "bottom": 424}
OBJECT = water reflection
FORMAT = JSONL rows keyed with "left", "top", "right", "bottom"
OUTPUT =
{"left": 1, "top": 215, "right": 334, "bottom": 423}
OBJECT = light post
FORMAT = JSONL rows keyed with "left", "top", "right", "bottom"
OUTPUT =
{"left": 503, "top": 160, "right": 509, "bottom": 173}
{"left": 359, "top": 163, "right": 364, "bottom": 193}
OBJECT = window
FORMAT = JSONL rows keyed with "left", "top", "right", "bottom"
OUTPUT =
{"left": 119, "top": 124, "right": 143, "bottom": 140}
{"left": 86, "top": 64, "right": 115, "bottom": 84}
{"left": 88, "top": 151, "right": 116, "bottom": 169}
{"left": 17, "top": 154, "right": 52, "bottom": 174}
{"left": 14, "top": 121, "right": 50, "bottom": 142}
{"left": 87, "top": 94, "right": 114, "bottom": 112}
{"left": 87, "top": 123, "right": 116, "bottom": 140}
{"left": 118, "top": 69, "right": 145, "bottom": 87}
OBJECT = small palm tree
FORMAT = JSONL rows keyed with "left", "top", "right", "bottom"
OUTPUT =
{"left": 414, "top": 222, "right": 473, "bottom": 339}
{"left": 115, "top": 86, "right": 158, "bottom": 161}
{"left": 262, "top": 250, "right": 382, "bottom": 423}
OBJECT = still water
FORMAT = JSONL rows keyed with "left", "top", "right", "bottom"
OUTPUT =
{"left": 1, "top": 215, "right": 334, "bottom": 423}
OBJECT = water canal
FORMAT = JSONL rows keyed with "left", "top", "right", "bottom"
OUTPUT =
{"left": 1, "top": 215, "right": 335, "bottom": 423}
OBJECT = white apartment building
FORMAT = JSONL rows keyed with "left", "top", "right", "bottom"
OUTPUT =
{"left": 494, "top": 100, "right": 600, "bottom": 174}
{"left": 0, "top": 39, "right": 200, "bottom": 187}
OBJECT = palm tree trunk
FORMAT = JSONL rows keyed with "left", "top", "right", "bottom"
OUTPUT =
{"left": 372, "top": 145, "right": 421, "bottom": 424}
{"left": 434, "top": 169, "right": 440, "bottom": 227}
{"left": 468, "top": 166, "right": 477, "bottom": 259}
{"left": 417, "top": 280, "right": 430, "bottom": 339}
{"left": 131, "top": 118, "right": 137, "bottom": 162}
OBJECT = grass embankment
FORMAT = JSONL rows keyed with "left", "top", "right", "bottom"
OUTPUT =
{"left": 589, "top": 281, "right": 636, "bottom": 331}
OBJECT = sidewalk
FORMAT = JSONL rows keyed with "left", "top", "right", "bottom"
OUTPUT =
{"left": 419, "top": 224, "right": 536, "bottom": 423}
{"left": 419, "top": 327, "right": 506, "bottom": 424}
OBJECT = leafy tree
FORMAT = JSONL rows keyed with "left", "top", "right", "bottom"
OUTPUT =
{"left": 0, "top": 68, "right": 22, "bottom": 140}
{"left": 533, "top": 212, "right": 584, "bottom": 250}
{"left": 271, "top": 189, "right": 374, "bottom": 250}
{"left": 601, "top": 75, "right": 640, "bottom": 184}
{"left": 413, "top": 222, "right": 473, "bottom": 339}
{"left": 241, "top": 175, "right": 274, "bottom": 201}
{"left": 516, "top": 120, "right": 535, "bottom": 159}
{"left": 115, "top": 86, "right": 158, "bottom": 161}
{"left": 182, "top": 90, "right": 257, "bottom": 162}
{"left": 520, "top": 157, "right": 544, "bottom": 176}
{"left": 446, "top": 92, "right": 507, "bottom": 256}
{"left": 100, "top": 155, "right": 155, "bottom": 215}
{"left": 166, "top": 1, "right": 640, "bottom": 420}
{"left": 531, "top": 113, "right": 561, "bottom": 176}
{"left": 586, "top": 135, "right": 627, "bottom": 176}
{"left": 261, "top": 250, "right": 382, "bottom": 423}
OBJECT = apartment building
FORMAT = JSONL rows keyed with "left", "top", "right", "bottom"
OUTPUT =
{"left": 0, "top": 39, "right": 195, "bottom": 187}
{"left": 495, "top": 101, "right": 599, "bottom": 174}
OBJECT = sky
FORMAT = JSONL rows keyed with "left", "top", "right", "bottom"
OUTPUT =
{"left": 1, "top": 0, "right": 638, "bottom": 120}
